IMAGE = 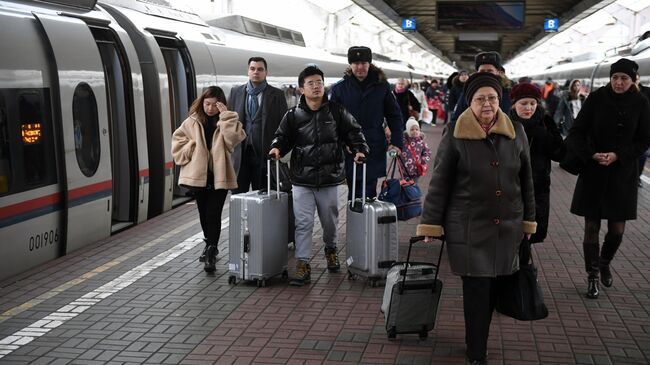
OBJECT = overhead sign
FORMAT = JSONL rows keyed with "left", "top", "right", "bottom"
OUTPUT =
{"left": 544, "top": 18, "right": 559, "bottom": 32}
{"left": 402, "top": 18, "right": 416, "bottom": 32}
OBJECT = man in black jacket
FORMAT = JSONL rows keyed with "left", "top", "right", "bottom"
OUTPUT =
{"left": 269, "top": 66, "right": 369, "bottom": 286}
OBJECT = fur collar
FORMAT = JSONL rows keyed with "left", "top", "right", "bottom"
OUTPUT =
{"left": 454, "top": 108, "right": 516, "bottom": 140}
{"left": 344, "top": 64, "right": 387, "bottom": 83}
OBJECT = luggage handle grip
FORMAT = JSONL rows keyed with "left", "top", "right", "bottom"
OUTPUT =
{"left": 266, "top": 158, "right": 280, "bottom": 200}
{"left": 243, "top": 233, "right": 250, "bottom": 253}
{"left": 400, "top": 236, "right": 445, "bottom": 294}
{"left": 350, "top": 161, "right": 367, "bottom": 211}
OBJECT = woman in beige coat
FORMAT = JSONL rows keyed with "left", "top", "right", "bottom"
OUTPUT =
{"left": 172, "top": 86, "right": 246, "bottom": 273}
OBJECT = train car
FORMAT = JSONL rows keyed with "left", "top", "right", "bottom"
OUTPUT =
{"left": 0, "top": 0, "right": 429, "bottom": 281}
{"left": 524, "top": 38, "right": 650, "bottom": 92}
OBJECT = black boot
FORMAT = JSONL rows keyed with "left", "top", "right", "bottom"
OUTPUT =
{"left": 198, "top": 239, "right": 209, "bottom": 263}
{"left": 583, "top": 242, "right": 600, "bottom": 299}
{"left": 203, "top": 244, "right": 218, "bottom": 273}
{"left": 599, "top": 233, "right": 622, "bottom": 288}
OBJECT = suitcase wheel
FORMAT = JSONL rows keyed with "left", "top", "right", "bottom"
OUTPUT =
{"left": 256, "top": 278, "right": 266, "bottom": 287}
{"left": 369, "top": 279, "right": 380, "bottom": 288}
{"left": 347, "top": 270, "right": 358, "bottom": 281}
{"left": 228, "top": 275, "right": 236, "bottom": 285}
{"left": 282, "top": 270, "right": 289, "bottom": 280}
{"left": 387, "top": 327, "right": 396, "bottom": 339}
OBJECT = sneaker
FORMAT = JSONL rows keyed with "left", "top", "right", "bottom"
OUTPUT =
{"left": 290, "top": 261, "right": 311, "bottom": 286}
{"left": 324, "top": 247, "right": 340, "bottom": 272}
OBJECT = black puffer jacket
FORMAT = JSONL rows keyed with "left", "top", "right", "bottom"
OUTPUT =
{"left": 509, "top": 107, "right": 565, "bottom": 243}
{"left": 270, "top": 95, "right": 369, "bottom": 188}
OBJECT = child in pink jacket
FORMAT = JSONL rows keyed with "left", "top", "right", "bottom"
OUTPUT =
{"left": 400, "top": 118, "right": 431, "bottom": 181}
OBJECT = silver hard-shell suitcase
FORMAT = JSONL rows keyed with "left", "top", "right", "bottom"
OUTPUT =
{"left": 345, "top": 162, "right": 398, "bottom": 286}
{"left": 380, "top": 236, "right": 445, "bottom": 339}
{"left": 228, "top": 160, "right": 289, "bottom": 287}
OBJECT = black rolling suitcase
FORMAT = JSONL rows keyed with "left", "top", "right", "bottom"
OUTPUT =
{"left": 379, "top": 236, "right": 445, "bottom": 339}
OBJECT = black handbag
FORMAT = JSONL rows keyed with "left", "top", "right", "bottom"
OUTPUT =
{"left": 559, "top": 132, "right": 586, "bottom": 175}
{"left": 495, "top": 237, "right": 549, "bottom": 321}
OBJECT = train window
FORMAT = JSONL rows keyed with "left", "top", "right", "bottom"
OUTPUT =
{"left": 72, "top": 83, "right": 101, "bottom": 177}
{"left": 0, "top": 88, "right": 56, "bottom": 197}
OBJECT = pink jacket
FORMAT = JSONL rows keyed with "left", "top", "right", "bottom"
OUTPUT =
{"left": 400, "top": 133, "right": 431, "bottom": 178}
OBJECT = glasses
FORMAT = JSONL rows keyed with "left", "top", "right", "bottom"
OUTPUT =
{"left": 472, "top": 95, "right": 499, "bottom": 104}
{"left": 305, "top": 80, "right": 324, "bottom": 88}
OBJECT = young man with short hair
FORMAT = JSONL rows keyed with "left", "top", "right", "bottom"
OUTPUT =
{"left": 269, "top": 66, "right": 369, "bottom": 286}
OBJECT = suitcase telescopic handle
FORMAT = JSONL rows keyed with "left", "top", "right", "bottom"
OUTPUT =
{"left": 350, "top": 159, "right": 367, "bottom": 212}
{"left": 266, "top": 157, "right": 280, "bottom": 199}
{"left": 402, "top": 236, "right": 445, "bottom": 293}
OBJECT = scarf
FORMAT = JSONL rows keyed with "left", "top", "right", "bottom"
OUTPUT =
{"left": 246, "top": 80, "right": 267, "bottom": 124}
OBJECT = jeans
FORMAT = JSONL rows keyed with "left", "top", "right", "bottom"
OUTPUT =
{"left": 292, "top": 185, "right": 339, "bottom": 261}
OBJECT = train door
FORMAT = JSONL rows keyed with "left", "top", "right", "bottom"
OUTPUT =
{"left": 33, "top": 14, "right": 112, "bottom": 253}
{"left": 149, "top": 30, "right": 196, "bottom": 205}
{"left": 90, "top": 25, "right": 138, "bottom": 232}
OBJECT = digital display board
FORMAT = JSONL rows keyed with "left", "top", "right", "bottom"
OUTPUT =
{"left": 437, "top": 1, "right": 525, "bottom": 31}
{"left": 22, "top": 123, "right": 42, "bottom": 144}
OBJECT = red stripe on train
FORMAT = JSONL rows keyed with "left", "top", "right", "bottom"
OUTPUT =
{"left": 0, "top": 193, "right": 61, "bottom": 220}
{"left": 139, "top": 169, "right": 149, "bottom": 177}
{"left": 0, "top": 180, "right": 113, "bottom": 220}
{"left": 68, "top": 180, "right": 113, "bottom": 200}
{"left": 165, "top": 161, "right": 173, "bottom": 169}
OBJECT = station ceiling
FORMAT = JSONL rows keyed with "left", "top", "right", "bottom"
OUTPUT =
{"left": 352, "top": 0, "right": 617, "bottom": 71}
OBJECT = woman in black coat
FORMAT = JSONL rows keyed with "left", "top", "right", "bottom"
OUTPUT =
{"left": 509, "top": 83, "right": 565, "bottom": 244}
{"left": 568, "top": 58, "right": 650, "bottom": 299}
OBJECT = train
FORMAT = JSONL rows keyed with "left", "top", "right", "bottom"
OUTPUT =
{"left": 523, "top": 35, "right": 650, "bottom": 91}
{"left": 0, "top": 0, "right": 429, "bottom": 281}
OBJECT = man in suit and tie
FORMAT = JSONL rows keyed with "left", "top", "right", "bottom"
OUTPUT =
{"left": 229, "top": 57, "right": 288, "bottom": 193}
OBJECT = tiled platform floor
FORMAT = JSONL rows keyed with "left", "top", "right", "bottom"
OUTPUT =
{"left": 0, "top": 124, "right": 648, "bottom": 365}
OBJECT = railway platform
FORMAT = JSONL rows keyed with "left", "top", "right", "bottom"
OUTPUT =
{"left": 0, "top": 124, "right": 649, "bottom": 365}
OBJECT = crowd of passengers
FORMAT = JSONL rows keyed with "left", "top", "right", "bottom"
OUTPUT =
{"left": 171, "top": 46, "right": 650, "bottom": 365}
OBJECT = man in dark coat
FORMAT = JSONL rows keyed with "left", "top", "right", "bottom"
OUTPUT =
{"left": 229, "top": 56, "right": 288, "bottom": 193}
{"left": 451, "top": 51, "right": 511, "bottom": 123}
{"left": 329, "top": 46, "right": 404, "bottom": 199}
{"left": 568, "top": 58, "right": 650, "bottom": 299}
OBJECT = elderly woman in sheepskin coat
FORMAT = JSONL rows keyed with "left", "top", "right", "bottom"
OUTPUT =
{"left": 416, "top": 72, "right": 536, "bottom": 365}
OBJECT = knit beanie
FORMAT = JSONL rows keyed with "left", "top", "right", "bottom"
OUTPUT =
{"left": 610, "top": 58, "right": 638, "bottom": 80}
{"left": 405, "top": 117, "right": 419, "bottom": 132}
{"left": 464, "top": 72, "right": 503, "bottom": 104}
{"left": 510, "top": 82, "right": 542, "bottom": 103}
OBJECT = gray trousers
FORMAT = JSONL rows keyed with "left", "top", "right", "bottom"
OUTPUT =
{"left": 293, "top": 185, "right": 339, "bottom": 261}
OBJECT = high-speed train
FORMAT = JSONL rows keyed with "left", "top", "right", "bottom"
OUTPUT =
{"left": 524, "top": 36, "right": 650, "bottom": 91}
{"left": 0, "top": 0, "right": 429, "bottom": 281}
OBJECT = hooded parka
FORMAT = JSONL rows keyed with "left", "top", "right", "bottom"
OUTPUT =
{"left": 569, "top": 86, "right": 650, "bottom": 220}
{"left": 171, "top": 111, "right": 246, "bottom": 190}
{"left": 416, "top": 108, "right": 537, "bottom": 277}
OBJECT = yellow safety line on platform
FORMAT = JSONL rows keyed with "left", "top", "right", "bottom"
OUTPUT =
{"left": 0, "top": 215, "right": 205, "bottom": 324}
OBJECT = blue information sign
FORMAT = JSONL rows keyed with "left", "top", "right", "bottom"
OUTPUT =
{"left": 402, "top": 18, "right": 416, "bottom": 32}
{"left": 544, "top": 18, "right": 559, "bottom": 32}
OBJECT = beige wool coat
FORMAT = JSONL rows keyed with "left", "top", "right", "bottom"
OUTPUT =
{"left": 171, "top": 111, "right": 246, "bottom": 190}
